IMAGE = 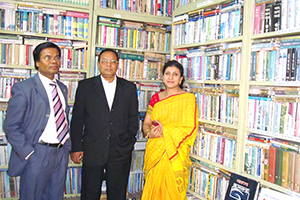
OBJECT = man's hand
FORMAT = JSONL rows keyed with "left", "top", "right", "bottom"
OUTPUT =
{"left": 71, "top": 151, "right": 84, "bottom": 164}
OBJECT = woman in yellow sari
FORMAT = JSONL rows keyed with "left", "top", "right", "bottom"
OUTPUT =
{"left": 141, "top": 60, "right": 198, "bottom": 200}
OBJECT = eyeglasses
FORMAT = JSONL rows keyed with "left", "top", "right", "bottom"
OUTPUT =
{"left": 43, "top": 55, "right": 61, "bottom": 62}
{"left": 100, "top": 59, "right": 118, "bottom": 65}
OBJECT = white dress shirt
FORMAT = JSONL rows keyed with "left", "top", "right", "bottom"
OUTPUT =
{"left": 101, "top": 75, "right": 116, "bottom": 110}
{"left": 38, "top": 72, "right": 67, "bottom": 144}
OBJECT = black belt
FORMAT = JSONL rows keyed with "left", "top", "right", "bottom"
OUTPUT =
{"left": 39, "top": 141, "right": 63, "bottom": 148}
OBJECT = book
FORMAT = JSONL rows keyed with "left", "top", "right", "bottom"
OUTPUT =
{"left": 258, "top": 187, "right": 294, "bottom": 200}
{"left": 225, "top": 173, "right": 260, "bottom": 200}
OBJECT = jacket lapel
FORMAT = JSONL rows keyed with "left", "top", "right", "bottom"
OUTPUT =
{"left": 94, "top": 76, "right": 109, "bottom": 109}
{"left": 33, "top": 74, "right": 50, "bottom": 108}
{"left": 112, "top": 77, "right": 125, "bottom": 109}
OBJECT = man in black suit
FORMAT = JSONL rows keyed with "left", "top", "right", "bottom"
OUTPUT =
{"left": 70, "top": 49, "right": 139, "bottom": 200}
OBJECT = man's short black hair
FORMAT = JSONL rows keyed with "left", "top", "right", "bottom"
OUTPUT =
{"left": 98, "top": 49, "right": 119, "bottom": 62}
{"left": 33, "top": 42, "right": 61, "bottom": 70}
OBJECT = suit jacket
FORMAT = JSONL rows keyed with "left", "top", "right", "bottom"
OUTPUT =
{"left": 3, "top": 74, "right": 70, "bottom": 177}
{"left": 70, "top": 76, "right": 138, "bottom": 166}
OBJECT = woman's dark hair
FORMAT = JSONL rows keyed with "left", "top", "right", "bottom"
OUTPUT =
{"left": 98, "top": 49, "right": 119, "bottom": 62}
{"left": 162, "top": 60, "right": 185, "bottom": 89}
{"left": 33, "top": 42, "right": 61, "bottom": 70}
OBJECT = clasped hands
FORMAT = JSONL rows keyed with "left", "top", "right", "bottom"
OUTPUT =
{"left": 146, "top": 120, "right": 163, "bottom": 139}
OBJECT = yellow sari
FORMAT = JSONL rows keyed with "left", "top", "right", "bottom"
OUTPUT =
{"left": 141, "top": 93, "right": 198, "bottom": 200}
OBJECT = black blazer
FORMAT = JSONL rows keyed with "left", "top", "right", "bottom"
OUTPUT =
{"left": 70, "top": 76, "right": 138, "bottom": 166}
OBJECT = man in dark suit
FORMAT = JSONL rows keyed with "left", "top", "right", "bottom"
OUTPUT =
{"left": 4, "top": 42, "right": 71, "bottom": 200}
{"left": 70, "top": 49, "right": 138, "bottom": 200}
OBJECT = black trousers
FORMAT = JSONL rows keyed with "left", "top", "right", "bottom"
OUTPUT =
{"left": 81, "top": 148, "right": 132, "bottom": 200}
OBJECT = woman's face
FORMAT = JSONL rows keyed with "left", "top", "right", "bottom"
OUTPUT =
{"left": 163, "top": 66, "right": 183, "bottom": 89}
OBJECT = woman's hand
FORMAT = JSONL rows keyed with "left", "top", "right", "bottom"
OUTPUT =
{"left": 149, "top": 120, "right": 163, "bottom": 138}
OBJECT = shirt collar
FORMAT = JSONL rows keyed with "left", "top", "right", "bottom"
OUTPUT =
{"left": 38, "top": 72, "right": 57, "bottom": 86}
{"left": 100, "top": 75, "right": 117, "bottom": 85}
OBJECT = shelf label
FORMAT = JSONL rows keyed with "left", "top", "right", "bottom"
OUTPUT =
{"left": 113, "top": 14, "right": 121, "bottom": 18}
{"left": 274, "top": 81, "right": 300, "bottom": 86}
{"left": 286, "top": 190, "right": 300, "bottom": 199}
{"left": 165, "top": 21, "right": 172, "bottom": 25}
{"left": 197, "top": 0, "right": 213, "bottom": 8}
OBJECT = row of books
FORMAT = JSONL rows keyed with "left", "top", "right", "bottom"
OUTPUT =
{"left": 253, "top": 0, "right": 300, "bottom": 35}
{"left": 0, "top": 77, "right": 26, "bottom": 100}
{"left": 0, "top": 68, "right": 84, "bottom": 101}
{"left": 248, "top": 93, "right": 300, "bottom": 139}
{"left": 137, "top": 90, "right": 156, "bottom": 111}
{"left": 98, "top": 0, "right": 173, "bottom": 17}
{"left": 97, "top": 18, "right": 170, "bottom": 52}
{"left": 173, "top": 0, "right": 243, "bottom": 46}
{"left": 0, "top": 35, "right": 88, "bottom": 70}
{"left": 193, "top": 86, "right": 239, "bottom": 126}
{"left": 191, "top": 125, "right": 237, "bottom": 168}
{"left": 128, "top": 150, "right": 144, "bottom": 194}
{"left": 0, "top": 3, "right": 89, "bottom": 38}
{"left": 0, "top": 171, "right": 19, "bottom": 198}
{"left": 250, "top": 37, "right": 300, "bottom": 82}
{"left": 188, "top": 164, "right": 229, "bottom": 200}
{"left": 64, "top": 167, "right": 82, "bottom": 195}
{"left": 0, "top": 144, "right": 10, "bottom": 167}
{"left": 245, "top": 137, "right": 300, "bottom": 193}
{"left": 175, "top": 43, "right": 242, "bottom": 81}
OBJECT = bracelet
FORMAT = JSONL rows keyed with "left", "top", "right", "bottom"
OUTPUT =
{"left": 145, "top": 130, "right": 151, "bottom": 139}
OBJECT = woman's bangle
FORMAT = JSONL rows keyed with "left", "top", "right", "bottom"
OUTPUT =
{"left": 145, "top": 130, "right": 151, "bottom": 139}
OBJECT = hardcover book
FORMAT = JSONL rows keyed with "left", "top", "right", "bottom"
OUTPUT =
{"left": 225, "top": 173, "right": 260, "bottom": 200}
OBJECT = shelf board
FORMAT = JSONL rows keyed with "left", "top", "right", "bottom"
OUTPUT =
{"left": 251, "top": 29, "right": 300, "bottom": 40}
{"left": 94, "top": 9, "right": 172, "bottom": 25}
{"left": 0, "top": 165, "right": 8, "bottom": 169}
{"left": 173, "top": 0, "right": 225, "bottom": 16}
{"left": 249, "top": 81, "right": 300, "bottom": 87}
{"left": 199, "top": 119, "right": 238, "bottom": 129}
{"left": 0, "top": 98, "right": 9, "bottom": 103}
{"left": 247, "top": 128, "right": 300, "bottom": 143}
{"left": 59, "top": 68, "right": 87, "bottom": 73}
{"left": 0, "top": 64, "right": 34, "bottom": 70}
{"left": 0, "top": 30, "right": 88, "bottom": 41}
{"left": 190, "top": 154, "right": 236, "bottom": 173}
{"left": 187, "top": 190, "right": 206, "bottom": 200}
{"left": 127, "top": 79, "right": 162, "bottom": 83}
{"left": 16, "top": 0, "right": 90, "bottom": 11}
{"left": 173, "top": 36, "right": 243, "bottom": 49}
{"left": 241, "top": 173, "right": 290, "bottom": 195}
{"left": 95, "top": 45, "right": 170, "bottom": 54}
{"left": 186, "top": 80, "right": 241, "bottom": 85}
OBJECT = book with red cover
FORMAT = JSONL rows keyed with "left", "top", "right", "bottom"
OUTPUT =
{"left": 268, "top": 146, "right": 276, "bottom": 183}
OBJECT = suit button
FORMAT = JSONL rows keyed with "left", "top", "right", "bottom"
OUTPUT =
{"left": 46, "top": 114, "right": 49, "bottom": 117}
{"left": 107, "top": 135, "right": 111, "bottom": 139}
{"left": 110, "top": 122, "right": 113, "bottom": 125}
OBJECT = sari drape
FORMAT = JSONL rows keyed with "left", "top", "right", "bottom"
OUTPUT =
{"left": 141, "top": 93, "right": 198, "bottom": 200}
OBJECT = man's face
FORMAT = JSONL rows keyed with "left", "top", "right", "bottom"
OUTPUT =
{"left": 36, "top": 47, "right": 61, "bottom": 80}
{"left": 97, "top": 51, "right": 118, "bottom": 80}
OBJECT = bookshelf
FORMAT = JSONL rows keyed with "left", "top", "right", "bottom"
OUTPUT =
{"left": 172, "top": 0, "right": 300, "bottom": 199}
{"left": 0, "top": 0, "right": 94, "bottom": 199}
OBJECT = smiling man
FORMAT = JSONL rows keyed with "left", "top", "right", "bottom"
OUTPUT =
{"left": 4, "top": 42, "right": 71, "bottom": 200}
{"left": 70, "top": 49, "right": 139, "bottom": 200}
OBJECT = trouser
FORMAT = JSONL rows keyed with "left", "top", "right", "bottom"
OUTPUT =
{"left": 81, "top": 148, "right": 132, "bottom": 200}
{"left": 20, "top": 143, "right": 69, "bottom": 200}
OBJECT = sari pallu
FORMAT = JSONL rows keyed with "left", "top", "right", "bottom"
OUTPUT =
{"left": 142, "top": 93, "right": 198, "bottom": 200}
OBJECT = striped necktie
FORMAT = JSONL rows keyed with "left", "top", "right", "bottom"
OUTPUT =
{"left": 50, "top": 81, "right": 69, "bottom": 145}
